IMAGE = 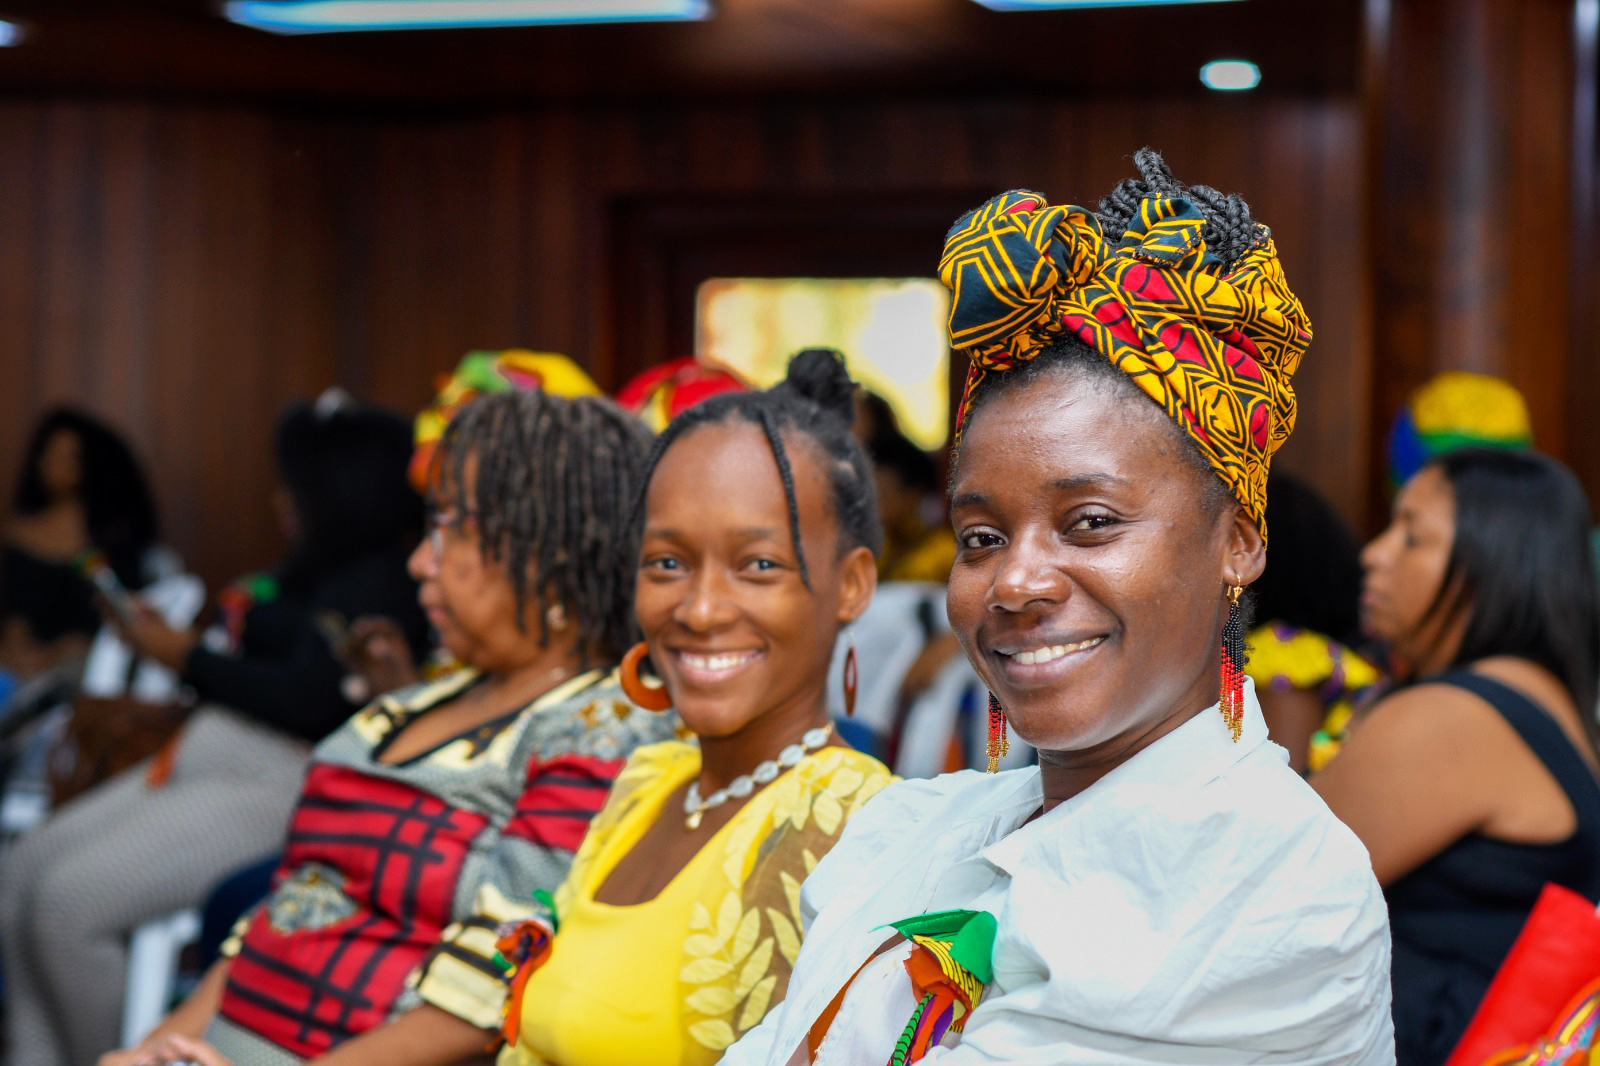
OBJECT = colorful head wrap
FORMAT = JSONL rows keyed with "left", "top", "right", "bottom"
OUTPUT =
{"left": 615, "top": 356, "right": 747, "bottom": 432}
{"left": 1387, "top": 371, "right": 1532, "bottom": 488}
{"left": 938, "top": 176, "right": 1311, "bottom": 536}
{"left": 408, "top": 349, "right": 601, "bottom": 491}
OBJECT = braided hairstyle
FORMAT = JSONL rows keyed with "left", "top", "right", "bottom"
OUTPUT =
{"left": 1097, "top": 146, "right": 1267, "bottom": 271}
{"left": 436, "top": 390, "right": 655, "bottom": 665}
{"left": 635, "top": 348, "right": 882, "bottom": 589}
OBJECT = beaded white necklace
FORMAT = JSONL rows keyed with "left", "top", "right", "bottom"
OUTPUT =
{"left": 683, "top": 723, "right": 834, "bottom": 830}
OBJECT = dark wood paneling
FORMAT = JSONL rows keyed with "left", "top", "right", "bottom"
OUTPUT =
{"left": 2, "top": 91, "right": 1371, "bottom": 593}
{"left": 0, "top": 101, "right": 341, "bottom": 590}
{"left": 1365, "top": 0, "right": 1583, "bottom": 528}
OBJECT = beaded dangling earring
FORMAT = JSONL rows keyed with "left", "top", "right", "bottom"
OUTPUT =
{"left": 986, "top": 692, "right": 1010, "bottom": 773}
{"left": 842, "top": 635, "right": 858, "bottom": 718}
{"left": 1221, "top": 584, "right": 1245, "bottom": 742}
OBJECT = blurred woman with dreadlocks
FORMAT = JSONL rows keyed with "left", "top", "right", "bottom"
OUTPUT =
{"left": 718, "top": 151, "right": 1393, "bottom": 1064}
{"left": 110, "top": 389, "right": 678, "bottom": 1066}
{"left": 493, "top": 348, "right": 895, "bottom": 1066}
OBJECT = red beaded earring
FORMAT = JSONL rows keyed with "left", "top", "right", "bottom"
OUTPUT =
{"left": 1221, "top": 584, "right": 1245, "bottom": 742}
{"left": 986, "top": 692, "right": 1010, "bottom": 773}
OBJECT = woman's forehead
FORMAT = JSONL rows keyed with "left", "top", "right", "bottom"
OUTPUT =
{"left": 649, "top": 420, "right": 834, "bottom": 528}
{"left": 955, "top": 376, "right": 1183, "bottom": 490}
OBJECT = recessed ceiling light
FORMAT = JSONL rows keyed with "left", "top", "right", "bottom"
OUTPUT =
{"left": 224, "top": 0, "right": 711, "bottom": 34}
{"left": 970, "top": 0, "right": 1242, "bottom": 10}
{"left": 0, "top": 20, "right": 25, "bottom": 46}
{"left": 1200, "top": 59, "right": 1261, "bottom": 91}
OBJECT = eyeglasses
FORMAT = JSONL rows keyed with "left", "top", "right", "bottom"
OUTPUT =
{"left": 424, "top": 507, "right": 478, "bottom": 556}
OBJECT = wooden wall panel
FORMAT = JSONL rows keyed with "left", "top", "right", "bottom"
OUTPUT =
{"left": 336, "top": 94, "right": 1372, "bottom": 532}
{"left": 1, "top": 90, "right": 1371, "bottom": 593}
{"left": 0, "top": 101, "right": 341, "bottom": 591}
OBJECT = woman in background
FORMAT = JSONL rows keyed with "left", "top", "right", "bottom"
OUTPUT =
{"left": 0, "top": 407, "right": 167, "bottom": 680}
{"left": 495, "top": 349, "right": 895, "bottom": 1066}
{"left": 1, "top": 397, "right": 429, "bottom": 1066}
{"left": 1315, "top": 447, "right": 1600, "bottom": 1066}
{"left": 112, "top": 389, "right": 678, "bottom": 1066}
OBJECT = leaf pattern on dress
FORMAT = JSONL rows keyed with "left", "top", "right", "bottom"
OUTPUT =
{"left": 678, "top": 750, "right": 896, "bottom": 1063}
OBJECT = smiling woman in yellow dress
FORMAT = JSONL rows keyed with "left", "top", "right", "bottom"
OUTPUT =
{"left": 719, "top": 150, "right": 1393, "bottom": 1065}
{"left": 494, "top": 349, "right": 895, "bottom": 1066}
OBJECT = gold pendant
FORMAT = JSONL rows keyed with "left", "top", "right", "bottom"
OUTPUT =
{"left": 686, "top": 809, "right": 703, "bottom": 831}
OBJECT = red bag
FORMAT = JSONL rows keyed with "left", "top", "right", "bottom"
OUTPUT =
{"left": 1447, "top": 884, "right": 1600, "bottom": 1065}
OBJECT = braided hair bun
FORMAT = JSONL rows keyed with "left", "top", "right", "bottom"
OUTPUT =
{"left": 1097, "top": 146, "right": 1266, "bottom": 271}
{"left": 774, "top": 347, "right": 857, "bottom": 428}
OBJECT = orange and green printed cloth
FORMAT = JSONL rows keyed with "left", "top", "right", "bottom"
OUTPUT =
{"left": 938, "top": 188, "right": 1311, "bottom": 536}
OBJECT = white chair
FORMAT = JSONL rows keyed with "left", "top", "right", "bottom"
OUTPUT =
{"left": 121, "top": 906, "right": 203, "bottom": 1047}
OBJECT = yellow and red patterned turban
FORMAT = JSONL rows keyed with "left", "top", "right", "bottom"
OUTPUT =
{"left": 938, "top": 186, "right": 1310, "bottom": 535}
{"left": 409, "top": 349, "right": 601, "bottom": 491}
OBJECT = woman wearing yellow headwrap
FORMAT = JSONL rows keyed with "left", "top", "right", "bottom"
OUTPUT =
{"left": 720, "top": 149, "right": 1392, "bottom": 1065}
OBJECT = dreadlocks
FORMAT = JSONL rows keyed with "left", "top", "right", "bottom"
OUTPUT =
{"left": 635, "top": 348, "right": 882, "bottom": 589}
{"left": 437, "top": 390, "right": 655, "bottom": 665}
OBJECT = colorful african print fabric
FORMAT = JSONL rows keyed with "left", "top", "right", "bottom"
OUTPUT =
{"left": 883, "top": 909, "right": 997, "bottom": 1065}
{"left": 207, "top": 668, "right": 678, "bottom": 1064}
{"left": 1245, "top": 622, "right": 1384, "bottom": 772}
{"left": 938, "top": 188, "right": 1311, "bottom": 534}
{"left": 409, "top": 350, "right": 602, "bottom": 491}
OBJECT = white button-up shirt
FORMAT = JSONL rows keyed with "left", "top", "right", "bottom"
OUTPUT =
{"left": 721, "top": 681, "right": 1395, "bottom": 1065}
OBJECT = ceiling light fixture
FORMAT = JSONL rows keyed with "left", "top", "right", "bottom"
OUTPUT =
{"left": 1199, "top": 59, "right": 1261, "bottom": 90}
{"left": 225, "top": 0, "right": 711, "bottom": 34}
{"left": 970, "top": 0, "right": 1242, "bottom": 10}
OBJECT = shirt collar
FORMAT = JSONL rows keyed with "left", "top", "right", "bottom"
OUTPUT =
{"left": 980, "top": 677, "right": 1270, "bottom": 874}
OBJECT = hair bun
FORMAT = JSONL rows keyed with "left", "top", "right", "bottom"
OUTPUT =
{"left": 778, "top": 348, "right": 856, "bottom": 427}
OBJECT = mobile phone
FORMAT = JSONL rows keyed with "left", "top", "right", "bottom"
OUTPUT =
{"left": 74, "top": 550, "right": 139, "bottom": 626}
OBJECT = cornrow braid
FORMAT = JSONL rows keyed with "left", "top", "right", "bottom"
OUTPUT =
{"left": 633, "top": 348, "right": 882, "bottom": 591}
{"left": 1096, "top": 146, "right": 1267, "bottom": 271}
{"left": 437, "top": 389, "right": 655, "bottom": 667}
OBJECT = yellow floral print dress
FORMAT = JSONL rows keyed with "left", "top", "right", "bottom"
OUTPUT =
{"left": 497, "top": 740, "right": 894, "bottom": 1066}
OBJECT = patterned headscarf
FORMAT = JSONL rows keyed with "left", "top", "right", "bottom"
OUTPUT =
{"left": 938, "top": 171, "right": 1311, "bottom": 535}
{"left": 1387, "top": 371, "right": 1532, "bottom": 488}
{"left": 408, "top": 349, "right": 601, "bottom": 491}
{"left": 615, "top": 356, "right": 747, "bottom": 432}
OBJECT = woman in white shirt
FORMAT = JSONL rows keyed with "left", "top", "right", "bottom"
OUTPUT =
{"left": 720, "top": 149, "right": 1394, "bottom": 1065}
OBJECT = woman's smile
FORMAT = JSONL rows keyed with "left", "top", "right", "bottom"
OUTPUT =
{"left": 668, "top": 648, "right": 765, "bottom": 685}
{"left": 988, "top": 633, "right": 1108, "bottom": 683}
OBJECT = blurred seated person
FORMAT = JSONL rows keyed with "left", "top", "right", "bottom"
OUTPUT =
{"left": 0, "top": 407, "right": 171, "bottom": 684}
{"left": 1314, "top": 448, "right": 1600, "bottom": 1066}
{"left": 113, "top": 388, "right": 678, "bottom": 1066}
{"left": 0, "top": 394, "right": 430, "bottom": 1066}
{"left": 856, "top": 392, "right": 954, "bottom": 584}
{"left": 494, "top": 350, "right": 894, "bottom": 1066}
{"left": 1246, "top": 471, "right": 1383, "bottom": 773}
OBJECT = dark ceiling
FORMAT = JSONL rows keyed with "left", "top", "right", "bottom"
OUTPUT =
{"left": 0, "top": 0, "right": 1361, "bottom": 109}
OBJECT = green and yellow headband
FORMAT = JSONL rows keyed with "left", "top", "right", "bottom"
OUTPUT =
{"left": 938, "top": 187, "right": 1310, "bottom": 535}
